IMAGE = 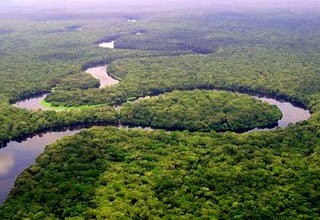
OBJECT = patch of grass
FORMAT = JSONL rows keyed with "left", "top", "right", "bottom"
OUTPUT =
{"left": 40, "top": 99, "right": 109, "bottom": 111}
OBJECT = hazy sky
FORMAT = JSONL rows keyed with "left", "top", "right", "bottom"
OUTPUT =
{"left": 2, "top": 0, "right": 320, "bottom": 12}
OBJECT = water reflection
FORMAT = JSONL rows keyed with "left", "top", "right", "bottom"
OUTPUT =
{"left": 257, "top": 97, "right": 310, "bottom": 127}
{"left": 249, "top": 96, "right": 311, "bottom": 132}
{"left": 0, "top": 153, "right": 14, "bottom": 176}
{"left": 0, "top": 129, "right": 81, "bottom": 204}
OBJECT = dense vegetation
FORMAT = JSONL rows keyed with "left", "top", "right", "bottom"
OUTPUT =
{"left": 55, "top": 73, "right": 100, "bottom": 91}
{"left": 1, "top": 125, "right": 320, "bottom": 219}
{"left": 0, "top": 11, "right": 184, "bottom": 143}
{"left": 43, "top": 12, "right": 320, "bottom": 110}
{"left": 0, "top": 17, "right": 182, "bottom": 104}
{"left": 1, "top": 8, "right": 320, "bottom": 219}
{"left": 121, "top": 90, "right": 282, "bottom": 132}
{"left": 46, "top": 48, "right": 320, "bottom": 110}
{"left": 0, "top": 105, "right": 118, "bottom": 147}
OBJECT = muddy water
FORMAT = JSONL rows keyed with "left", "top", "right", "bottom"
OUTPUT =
{"left": 85, "top": 65, "right": 119, "bottom": 88}
{"left": 13, "top": 94, "right": 48, "bottom": 110}
{"left": 12, "top": 65, "right": 119, "bottom": 110}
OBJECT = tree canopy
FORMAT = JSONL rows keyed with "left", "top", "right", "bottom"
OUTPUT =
{"left": 0, "top": 9, "right": 320, "bottom": 219}
{"left": 121, "top": 90, "right": 282, "bottom": 132}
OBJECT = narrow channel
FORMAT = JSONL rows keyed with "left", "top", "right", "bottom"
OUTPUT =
{"left": 12, "top": 65, "right": 119, "bottom": 110}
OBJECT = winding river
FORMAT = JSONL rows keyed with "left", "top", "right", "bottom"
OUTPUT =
{"left": 13, "top": 65, "right": 118, "bottom": 110}
{"left": 249, "top": 97, "right": 311, "bottom": 131}
{"left": 13, "top": 94, "right": 49, "bottom": 111}
{"left": 86, "top": 65, "right": 119, "bottom": 88}
{"left": 12, "top": 64, "right": 312, "bottom": 129}
{"left": 3, "top": 63, "right": 311, "bottom": 204}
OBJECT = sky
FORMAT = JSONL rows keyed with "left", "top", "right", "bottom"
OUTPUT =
{"left": 1, "top": 0, "right": 320, "bottom": 12}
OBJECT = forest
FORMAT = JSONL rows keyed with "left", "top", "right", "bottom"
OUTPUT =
{"left": 1, "top": 125, "right": 320, "bottom": 219}
{"left": 121, "top": 90, "right": 282, "bottom": 132}
{"left": 46, "top": 47, "right": 320, "bottom": 110}
{"left": 0, "top": 105, "right": 118, "bottom": 146}
{"left": 0, "top": 6, "right": 320, "bottom": 219}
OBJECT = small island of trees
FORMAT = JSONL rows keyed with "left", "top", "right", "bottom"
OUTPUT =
{"left": 121, "top": 90, "right": 282, "bottom": 132}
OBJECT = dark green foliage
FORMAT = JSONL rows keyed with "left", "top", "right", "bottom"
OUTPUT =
{"left": 95, "top": 34, "right": 122, "bottom": 44}
{"left": 0, "top": 105, "right": 118, "bottom": 146}
{"left": 116, "top": 29, "right": 221, "bottom": 54}
{"left": 1, "top": 126, "right": 320, "bottom": 219}
{"left": 121, "top": 90, "right": 282, "bottom": 132}
{"left": 42, "top": 11, "right": 320, "bottom": 108}
{"left": 55, "top": 73, "right": 100, "bottom": 90}
{"left": 39, "top": 52, "right": 84, "bottom": 61}
{"left": 1, "top": 9, "right": 320, "bottom": 220}
{"left": 0, "top": 17, "right": 180, "bottom": 104}
{"left": 47, "top": 48, "right": 320, "bottom": 109}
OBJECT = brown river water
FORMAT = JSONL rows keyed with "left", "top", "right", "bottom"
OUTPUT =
{"left": 13, "top": 65, "right": 118, "bottom": 110}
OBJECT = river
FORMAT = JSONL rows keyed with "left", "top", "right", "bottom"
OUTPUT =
{"left": 2, "top": 92, "right": 311, "bottom": 203}
{"left": 85, "top": 65, "right": 119, "bottom": 88}
{"left": 0, "top": 128, "right": 81, "bottom": 203}
{"left": 6, "top": 64, "right": 311, "bottom": 205}
{"left": 12, "top": 64, "right": 311, "bottom": 130}
{"left": 13, "top": 94, "right": 49, "bottom": 111}
{"left": 13, "top": 65, "right": 118, "bottom": 110}
{"left": 250, "top": 97, "right": 311, "bottom": 131}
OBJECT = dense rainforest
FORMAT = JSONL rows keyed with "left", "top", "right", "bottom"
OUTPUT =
{"left": 121, "top": 90, "right": 282, "bottom": 132}
{"left": 46, "top": 47, "right": 320, "bottom": 110}
{"left": 0, "top": 7, "right": 320, "bottom": 219}
{"left": 0, "top": 105, "right": 118, "bottom": 146}
{"left": 1, "top": 125, "right": 320, "bottom": 219}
